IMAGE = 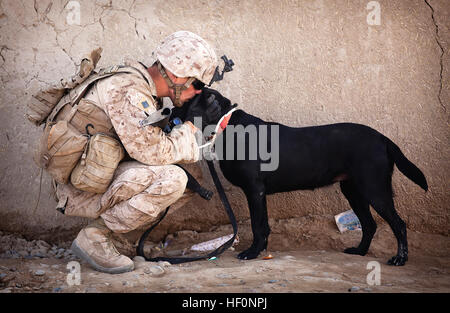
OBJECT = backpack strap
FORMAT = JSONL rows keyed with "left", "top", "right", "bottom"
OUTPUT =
{"left": 47, "top": 65, "right": 148, "bottom": 123}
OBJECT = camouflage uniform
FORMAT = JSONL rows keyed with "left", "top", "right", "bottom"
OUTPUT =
{"left": 57, "top": 59, "right": 200, "bottom": 232}
{"left": 66, "top": 31, "right": 218, "bottom": 273}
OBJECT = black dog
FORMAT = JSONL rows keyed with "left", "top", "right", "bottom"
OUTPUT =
{"left": 175, "top": 88, "right": 428, "bottom": 266}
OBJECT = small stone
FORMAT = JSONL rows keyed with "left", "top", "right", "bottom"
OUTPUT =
{"left": 216, "top": 273, "right": 233, "bottom": 279}
{"left": 268, "top": 280, "right": 278, "bottom": 284}
{"left": 36, "top": 240, "right": 51, "bottom": 249}
{"left": 34, "top": 270, "right": 45, "bottom": 276}
{"left": 348, "top": 286, "right": 360, "bottom": 292}
{"left": 157, "top": 261, "right": 172, "bottom": 268}
{"left": 133, "top": 256, "right": 146, "bottom": 263}
{"left": 31, "top": 250, "right": 46, "bottom": 258}
{"left": 84, "top": 287, "right": 97, "bottom": 293}
{"left": 17, "top": 250, "right": 29, "bottom": 257}
{"left": 145, "top": 265, "right": 165, "bottom": 277}
{"left": 0, "top": 274, "right": 15, "bottom": 283}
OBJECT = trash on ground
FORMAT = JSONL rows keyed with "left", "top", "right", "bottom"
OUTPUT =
{"left": 334, "top": 209, "right": 362, "bottom": 233}
{"left": 190, "top": 234, "right": 239, "bottom": 252}
{"left": 263, "top": 254, "right": 274, "bottom": 260}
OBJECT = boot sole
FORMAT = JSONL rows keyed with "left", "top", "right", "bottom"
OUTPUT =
{"left": 71, "top": 240, "right": 134, "bottom": 274}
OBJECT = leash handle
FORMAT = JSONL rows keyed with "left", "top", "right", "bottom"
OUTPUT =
{"left": 136, "top": 160, "right": 238, "bottom": 264}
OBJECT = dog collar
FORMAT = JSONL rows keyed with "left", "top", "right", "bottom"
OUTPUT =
{"left": 199, "top": 107, "right": 237, "bottom": 149}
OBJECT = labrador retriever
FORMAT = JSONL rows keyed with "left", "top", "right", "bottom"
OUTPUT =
{"left": 174, "top": 88, "right": 428, "bottom": 266}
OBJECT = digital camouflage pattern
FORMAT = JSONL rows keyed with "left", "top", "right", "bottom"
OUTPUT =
{"left": 100, "top": 161, "right": 188, "bottom": 233}
{"left": 87, "top": 59, "right": 200, "bottom": 165}
{"left": 153, "top": 31, "right": 218, "bottom": 85}
{"left": 57, "top": 59, "right": 200, "bottom": 232}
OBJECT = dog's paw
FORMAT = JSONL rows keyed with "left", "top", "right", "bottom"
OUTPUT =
{"left": 237, "top": 249, "right": 260, "bottom": 260}
{"left": 343, "top": 247, "right": 366, "bottom": 256}
{"left": 387, "top": 255, "right": 407, "bottom": 266}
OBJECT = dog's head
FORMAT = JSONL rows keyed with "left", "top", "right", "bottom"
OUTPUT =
{"left": 172, "top": 87, "right": 235, "bottom": 131}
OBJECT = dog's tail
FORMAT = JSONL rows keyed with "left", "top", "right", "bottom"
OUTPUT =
{"left": 384, "top": 136, "right": 428, "bottom": 191}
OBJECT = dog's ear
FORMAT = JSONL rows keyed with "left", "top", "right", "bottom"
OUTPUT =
{"left": 202, "top": 87, "right": 232, "bottom": 110}
{"left": 222, "top": 96, "right": 231, "bottom": 107}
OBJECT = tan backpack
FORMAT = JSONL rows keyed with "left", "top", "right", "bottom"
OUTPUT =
{"left": 29, "top": 49, "right": 145, "bottom": 192}
{"left": 27, "top": 48, "right": 103, "bottom": 127}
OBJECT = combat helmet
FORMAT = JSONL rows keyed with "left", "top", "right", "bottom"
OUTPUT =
{"left": 153, "top": 31, "right": 218, "bottom": 105}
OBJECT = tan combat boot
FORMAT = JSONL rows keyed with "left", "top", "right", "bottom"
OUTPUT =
{"left": 71, "top": 218, "right": 134, "bottom": 274}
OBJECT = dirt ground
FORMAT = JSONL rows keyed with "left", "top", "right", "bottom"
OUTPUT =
{"left": 0, "top": 220, "right": 449, "bottom": 293}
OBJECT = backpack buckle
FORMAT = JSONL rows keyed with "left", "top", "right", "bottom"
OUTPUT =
{"left": 99, "top": 65, "right": 120, "bottom": 75}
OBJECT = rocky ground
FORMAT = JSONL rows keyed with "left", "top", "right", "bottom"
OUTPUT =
{"left": 0, "top": 224, "right": 449, "bottom": 293}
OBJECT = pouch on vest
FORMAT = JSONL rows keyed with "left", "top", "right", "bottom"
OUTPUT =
{"left": 55, "top": 98, "right": 116, "bottom": 137}
{"left": 27, "top": 87, "right": 66, "bottom": 126}
{"left": 70, "top": 133, "right": 124, "bottom": 193}
{"left": 34, "top": 120, "right": 88, "bottom": 184}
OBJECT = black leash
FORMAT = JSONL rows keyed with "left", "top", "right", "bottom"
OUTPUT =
{"left": 136, "top": 160, "right": 238, "bottom": 264}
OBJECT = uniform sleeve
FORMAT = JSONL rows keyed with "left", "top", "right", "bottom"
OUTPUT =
{"left": 105, "top": 82, "right": 199, "bottom": 166}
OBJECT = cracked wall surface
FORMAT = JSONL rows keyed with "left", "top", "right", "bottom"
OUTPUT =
{"left": 0, "top": 0, "right": 448, "bottom": 242}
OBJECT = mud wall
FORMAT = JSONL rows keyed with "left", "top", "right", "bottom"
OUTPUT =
{"left": 0, "top": 0, "right": 448, "bottom": 242}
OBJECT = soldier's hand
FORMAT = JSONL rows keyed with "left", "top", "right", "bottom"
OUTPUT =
{"left": 184, "top": 121, "right": 200, "bottom": 134}
{"left": 204, "top": 95, "right": 221, "bottom": 124}
{"left": 184, "top": 94, "right": 203, "bottom": 124}
{"left": 185, "top": 93, "right": 222, "bottom": 129}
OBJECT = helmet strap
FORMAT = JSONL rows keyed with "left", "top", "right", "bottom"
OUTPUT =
{"left": 157, "top": 61, "right": 195, "bottom": 106}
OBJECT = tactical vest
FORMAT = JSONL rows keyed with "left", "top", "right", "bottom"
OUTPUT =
{"left": 28, "top": 51, "right": 150, "bottom": 193}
